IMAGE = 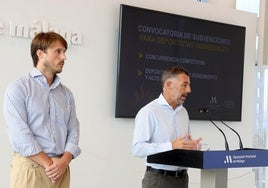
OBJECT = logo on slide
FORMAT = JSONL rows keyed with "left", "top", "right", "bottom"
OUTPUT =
{"left": 209, "top": 96, "right": 217, "bottom": 104}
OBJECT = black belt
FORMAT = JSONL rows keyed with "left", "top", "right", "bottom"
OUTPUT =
{"left": 146, "top": 166, "right": 187, "bottom": 178}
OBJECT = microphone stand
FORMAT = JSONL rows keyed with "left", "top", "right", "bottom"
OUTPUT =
{"left": 199, "top": 108, "right": 230, "bottom": 151}
{"left": 220, "top": 121, "right": 244, "bottom": 150}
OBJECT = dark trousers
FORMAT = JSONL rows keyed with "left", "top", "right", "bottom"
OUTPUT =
{"left": 142, "top": 170, "right": 189, "bottom": 188}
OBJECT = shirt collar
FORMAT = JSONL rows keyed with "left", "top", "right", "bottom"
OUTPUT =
{"left": 30, "top": 67, "right": 61, "bottom": 88}
{"left": 158, "top": 93, "right": 182, "bottom": 111}
{"left": 30, "top": 67, "right": 43, "bottom": 77}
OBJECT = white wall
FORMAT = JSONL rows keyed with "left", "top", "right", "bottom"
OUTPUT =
{"left": 0, "top": 0, "right": 257, "bottom": 187}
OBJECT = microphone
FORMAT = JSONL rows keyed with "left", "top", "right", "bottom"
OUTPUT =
{"left": 198, "top": 107, "right": 230, "bottom": 151}
{"left": 220, "top": 120, "right": 244, "bottom": 150}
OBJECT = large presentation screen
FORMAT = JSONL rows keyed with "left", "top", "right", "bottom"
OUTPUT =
{"left": 115, "top": 4, "right": 246, "bottom": 121}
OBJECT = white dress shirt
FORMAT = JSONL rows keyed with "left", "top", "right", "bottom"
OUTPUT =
{"left": 3, "top": 68, "right": 81, "bottom": 158}
{"left": 132, "top": 93, "right": 189, "bottom": 171}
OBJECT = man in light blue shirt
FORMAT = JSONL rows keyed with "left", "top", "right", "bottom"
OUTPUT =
{"left": 132, "top": 66, "right": 202, "bottom": 188}
{"left": 3, "top": 32, "right": 81, "bottom": 188}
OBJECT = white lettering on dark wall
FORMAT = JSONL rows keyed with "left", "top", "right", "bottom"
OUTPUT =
{"left": 0, "top": 20, "right": 81, "bottom": 45}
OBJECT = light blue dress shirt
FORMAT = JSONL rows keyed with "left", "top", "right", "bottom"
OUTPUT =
{"left": 3, "top": 68, "right": 81, "bottom": 158}
{"left": 132, "top": 94, "right": 190, "bottom": 171}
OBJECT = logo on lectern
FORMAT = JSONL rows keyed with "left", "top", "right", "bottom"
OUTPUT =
{"left": 224, "top": 155, "right": 233, "bottom": 163}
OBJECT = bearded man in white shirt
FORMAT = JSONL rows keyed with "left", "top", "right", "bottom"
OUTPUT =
{"left": 132, "top": 66, "right": 202, "bottom": 188}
